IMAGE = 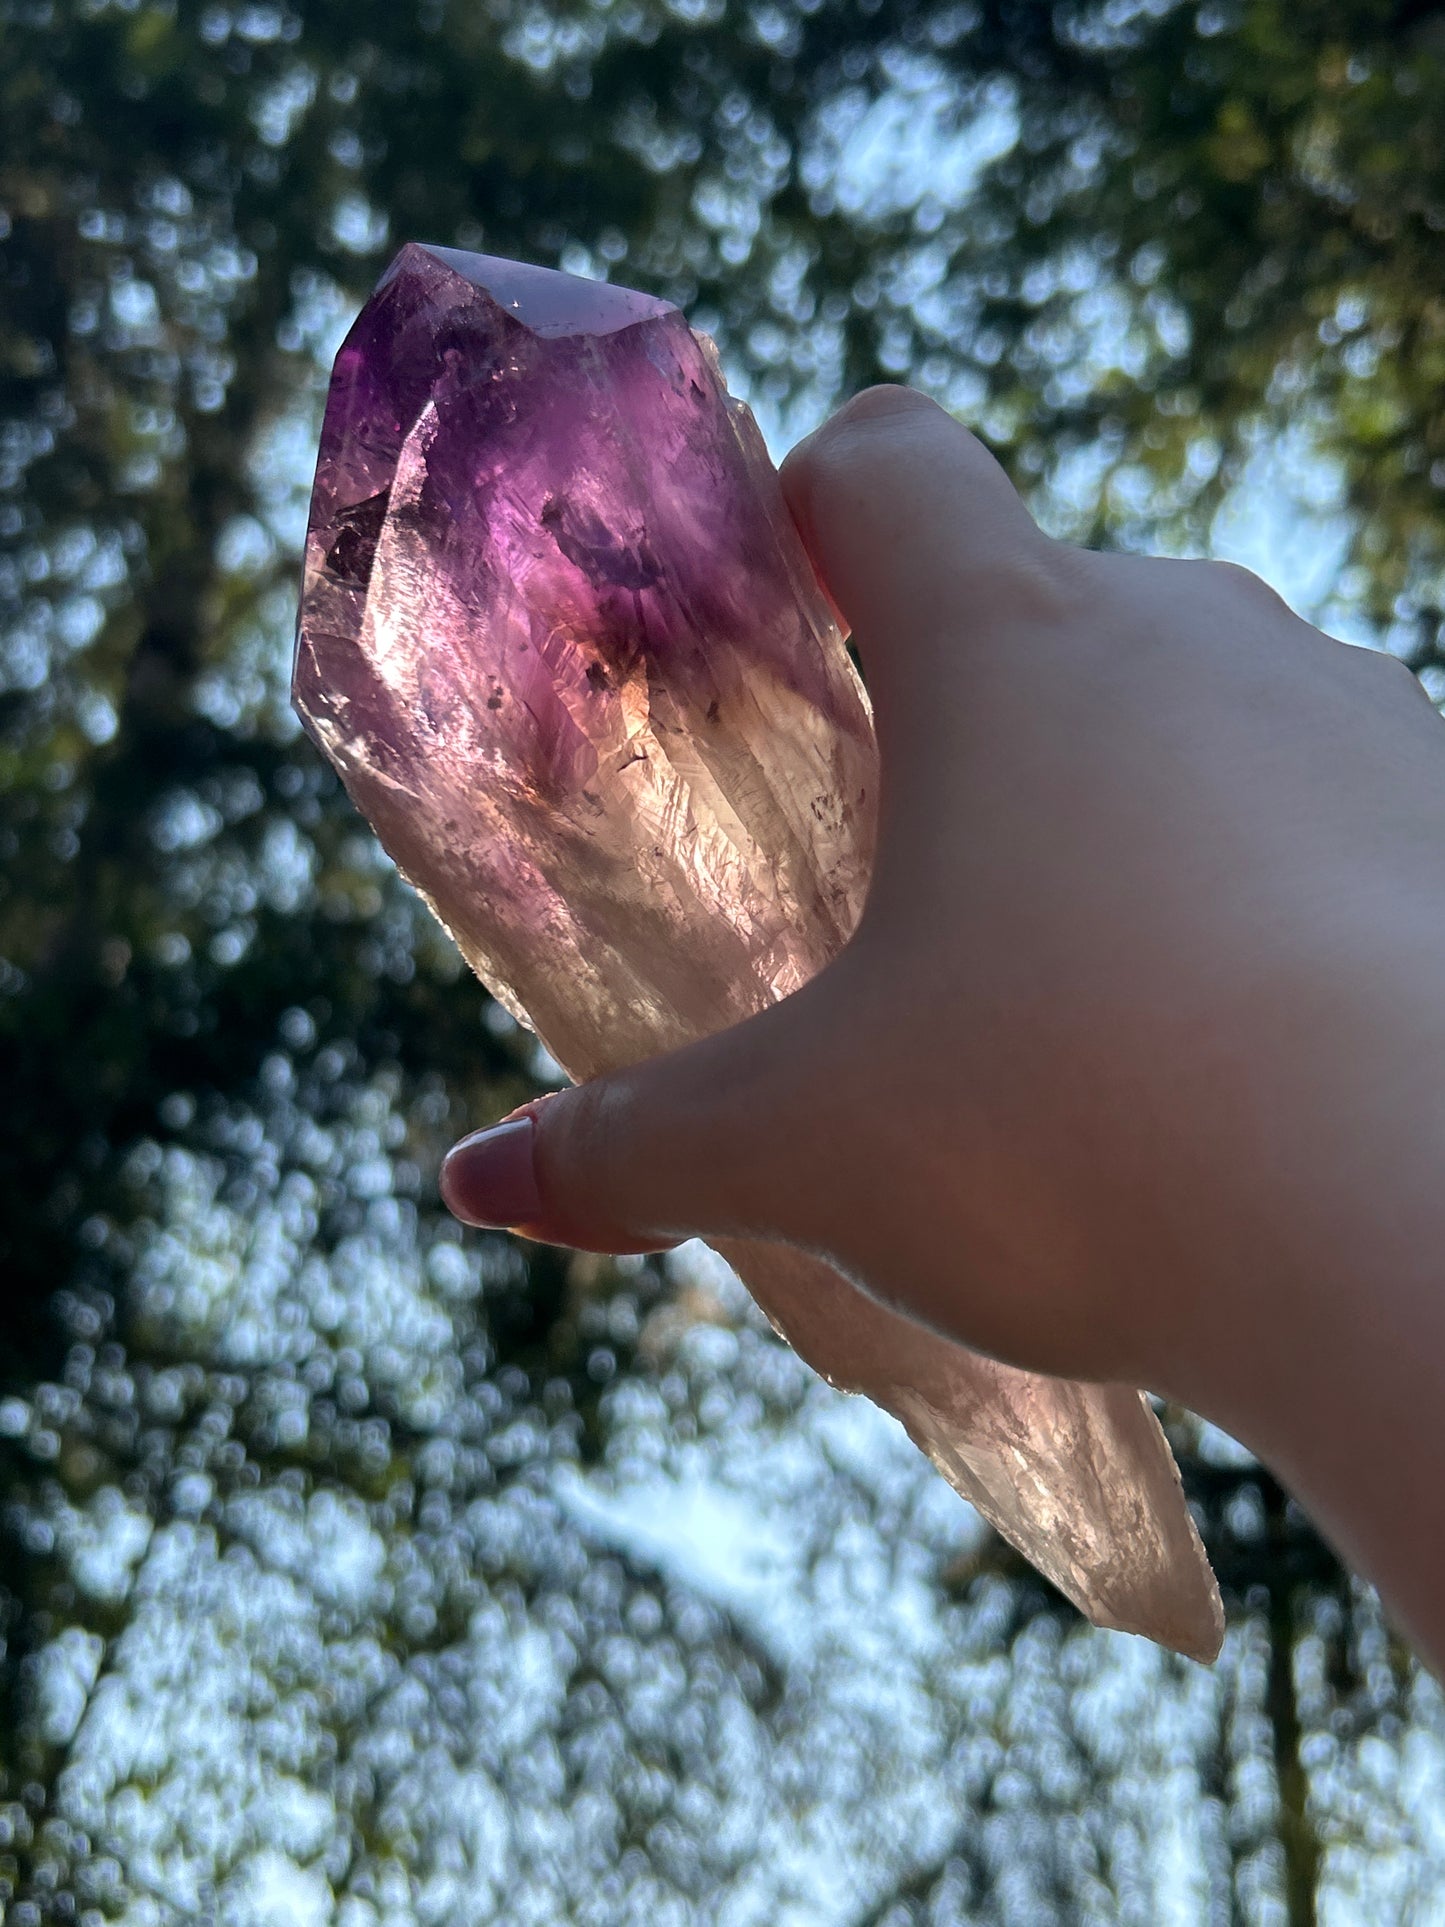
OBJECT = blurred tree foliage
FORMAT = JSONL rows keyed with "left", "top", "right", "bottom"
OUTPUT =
{"left": 3, "top": 0, "right": 1445, "bottom": 1921}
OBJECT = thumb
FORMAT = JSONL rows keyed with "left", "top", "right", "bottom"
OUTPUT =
{"left": 440, "top": 971, "right": 856, "bottom": 1253}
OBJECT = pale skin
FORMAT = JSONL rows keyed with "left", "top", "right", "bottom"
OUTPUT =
{"left": 443, "top": 384, "right": 1445, "bottom": 1674}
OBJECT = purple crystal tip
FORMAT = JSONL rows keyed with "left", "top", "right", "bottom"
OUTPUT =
{"left": 383, "top": 242, "right": 677, "bottom": 337}
{"left": 292, "top": 238, "right": 872, "bottom": 1042}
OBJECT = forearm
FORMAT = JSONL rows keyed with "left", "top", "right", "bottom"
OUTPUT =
{"left": 1219, "top": 1262, "right": 1445, "bottom": 1680}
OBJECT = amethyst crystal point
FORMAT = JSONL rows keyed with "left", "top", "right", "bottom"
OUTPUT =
{"left": 294, "top": 243, "right": 1223, "bottom": 1661}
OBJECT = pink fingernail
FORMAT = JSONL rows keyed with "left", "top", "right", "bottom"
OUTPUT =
{"left": 440, "top": 1116, "right": 542, "bottom": 1228}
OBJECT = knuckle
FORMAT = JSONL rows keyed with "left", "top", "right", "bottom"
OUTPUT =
{"left": 792, "top": 390, "right": 957, "bottom": 499}
{"left": 796, "top": 412, "right": 925, "bottom": 503}
{"left": 1206, "top": 558, "right": 1288, "bottom": 611}
{"left": 1355, "top": 645, "right": 1431, "bottom": 704}
{"left": 832, "top": 383, "right": 940, "bottom": 428}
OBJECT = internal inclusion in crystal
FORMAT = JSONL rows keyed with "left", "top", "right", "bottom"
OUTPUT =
{"left": 294, "top": 243, "right": 1224, "bottom": 1660}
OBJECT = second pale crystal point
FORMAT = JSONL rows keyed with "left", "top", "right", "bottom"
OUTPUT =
{"left": 294, "top": 242, "right": 1223, "bottom": 1661}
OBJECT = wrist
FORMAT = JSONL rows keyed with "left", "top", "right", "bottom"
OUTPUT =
{"left": 1158, "top": 913, "right": 1445, "bottom": 1668}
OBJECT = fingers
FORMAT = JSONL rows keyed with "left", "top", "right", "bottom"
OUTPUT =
{"left": 778, "top": 386, "right": 1075, "bottom": 731}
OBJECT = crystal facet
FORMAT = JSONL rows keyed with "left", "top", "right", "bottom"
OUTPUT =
{"left": 294, "top": 243, "right": 1223, "bottom": 1660}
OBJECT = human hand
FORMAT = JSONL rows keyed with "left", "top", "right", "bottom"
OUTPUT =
{"left": 442, "top": 389, "right": 1445, "bottom": 1657}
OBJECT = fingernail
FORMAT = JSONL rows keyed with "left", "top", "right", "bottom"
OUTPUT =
{"left": 440, "top": 1116, "right": 542, "bottom": 1228}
